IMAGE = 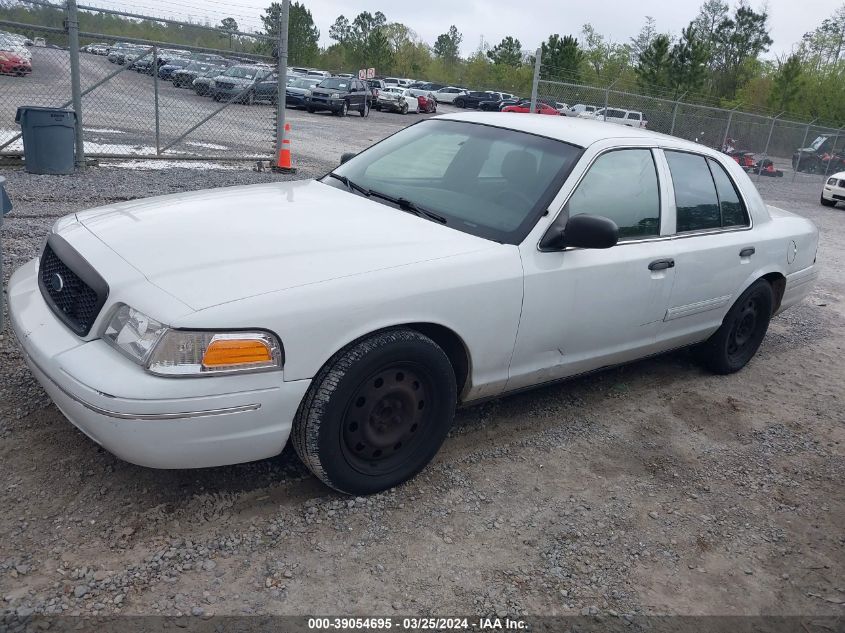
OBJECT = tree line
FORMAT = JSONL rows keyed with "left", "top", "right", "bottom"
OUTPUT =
{"left": 1, "top": 0, "right": 843, "bottom": 125}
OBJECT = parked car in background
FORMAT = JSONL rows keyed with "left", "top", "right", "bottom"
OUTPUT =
{"left": 290, "top": 66, "right": 310, "bottom": 76}
{"left": 502, "top": 100, "right": 560, "bottom": 115}
{"left": 158, "top": 58, "right": 191, "bottom": 80}
{"left": 0, "top": 50, "right": 31, "bottom": 76}
{"left": 306, "top": 69, "right": 331, "bottom": 79}
{"left": 192, "top": 69, "right": 221, "bottom": 96}
{"left": 122, "top": 47, "right": 150, "bottom": 69}
{"left": 821, "top": 172, "right": 845, "bottom": 207}
{"left": 454, "top": 91, "right": 500, "bottom": 109}
{"left": 365, "top": 79, "right": 386, "bottom": 100}
{"left": 408, "top": 89, "right": 437, "bottom": 113}
{"left": 285, "top": 76, "right": 321, "bottom": 108}
{"left": 172, "top": 62, "right": 224, "bottom": 88}
{"left": 413, "top": 82, "right": 446, "bottom": 92}
{"left": 555, "top": 102, "right": 570, "bottom": 114}
{"left": 33, "top": 37, "right": 46, "bottom": 47}
{"left": 191, "top": 53, "right": 227, "bottom": 64}
{"left": 376, "top": 87, "right": 420, "bottom": 114}
{"left": 212, "top": 65, "right": 272, "bottom": 104}
{"left": 479, "top": 95, "right": 520, "bottom": 111}
{"left": 792, "top": 136, "right": 845, "bottom": 174}
{"left": 7, "top": 113, "right": 819, "bottom": 495}
{"left": 435, "top": 87, "right": 466, "bottom": 103}
{"left": 335, "top": 73, "right": 354, "bottom": 78}
{"left": 306, "top": 77, "right": 370, "bottom": 116}
{"left": 251, "top": 73, "right": 281, "bottom": 104}
{"left": 566, "top": 103, "right": 599, "bottom": 118}
{"left": 591, "top": 108, "right": 648, "bottom": 128}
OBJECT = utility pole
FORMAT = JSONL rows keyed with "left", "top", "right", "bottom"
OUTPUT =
{"left": 529, "top": 47, "right": 541, "bottom": 112}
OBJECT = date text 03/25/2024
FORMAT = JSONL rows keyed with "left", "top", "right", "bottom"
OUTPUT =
{"left": 307, "top": 617, "right": 527, "bottom": 630}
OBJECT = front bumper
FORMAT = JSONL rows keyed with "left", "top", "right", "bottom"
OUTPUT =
{"left": 7, "top": 258, "right": 311, "bottom": 469}
{"left": 822, "top": 184, "right": 845, "bottom": 202}
{"left": 306, "top": 96, "right": 343, "bottom": 111}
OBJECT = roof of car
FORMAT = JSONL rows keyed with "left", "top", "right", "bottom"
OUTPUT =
{"left": 434, "top": 111, "right": 704, "bottom": 150}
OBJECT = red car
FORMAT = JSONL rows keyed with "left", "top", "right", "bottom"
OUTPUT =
{"left": 414, "top": 92, "right": 437, "bottom": 114}
{"left": 0, "top": 51, "right": 31, "bottom": 76}
{"left": 501, "top": 100, "right": 559, "bottom": 115}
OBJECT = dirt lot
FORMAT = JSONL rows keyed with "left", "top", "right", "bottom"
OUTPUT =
{"left": 0, "top": 140, "right": 843, "bottom": 623}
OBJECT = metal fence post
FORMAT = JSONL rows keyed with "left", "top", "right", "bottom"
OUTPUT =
{"left": 603, "top": 79, "right": 619, "bottom": 122}
{"left": 529, "top": 47, "right": 541, "bottom": 113}
{"left": 152, "top": 45, "right": 160, "bottom": 155}
{"left": 66, "top": 0, "right": 86, "bottom": 168}
{"left": 792, "top": 118, "right": 817, "bottom": 182}
{"left": 669, "top": 91, "right": 687, "bottom": 137}
{"left": 721, "top": 105, "right": 738, "bottom": 151}
{"left": 274, "top": 0, "right": 289, "bottom": 168}
{"left": 757, "top": 111, "right": 783, "bottom": 181}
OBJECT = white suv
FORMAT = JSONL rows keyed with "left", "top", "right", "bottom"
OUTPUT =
{"left": 434, "top": 87, "right": 466, "bottom": 104}
{"left": 592, "top": 108, "right": 648, "bottom": 128}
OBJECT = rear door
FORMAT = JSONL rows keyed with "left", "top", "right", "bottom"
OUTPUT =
{"left": 656, "top": 150, "right": 755, "bottom": 347}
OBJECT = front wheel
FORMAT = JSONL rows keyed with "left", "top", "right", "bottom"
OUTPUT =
{"left": 292, "top": 329, "right": 457, "bottom": 495}
{"left": 401, "top": 103, "right": 409, "bottom": 114}
{"left": 359, "top": 101, "right": 369, "bottom": 117}
{"left": 696, "top": 280, "right": 774, "bottom": 374}
{"left": 337, "top": 101, "right": 348, "bottom": 117}
{"left": 454, "top": 98, "right": 465, "bottom": 108}
{"left": 821, "top": 194, "right": 837, "bottom": 207}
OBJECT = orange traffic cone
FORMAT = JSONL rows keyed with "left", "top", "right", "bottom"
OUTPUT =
{"left": 273, "top": 122, "right": 296, "bottom": 174}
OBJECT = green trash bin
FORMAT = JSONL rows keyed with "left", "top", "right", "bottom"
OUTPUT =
{"left": 1, "top": 175, "right": 12, "bottom": 331}
{"left": 15, "top": 106, "right": 77, "bottom": 175}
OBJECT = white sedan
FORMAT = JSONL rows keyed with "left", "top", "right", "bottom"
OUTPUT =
{"left": 820, "top": 171, "right": 845, "bottom": 207}
{"left": 7, "top": 113, "right": 819, "bottom": 495}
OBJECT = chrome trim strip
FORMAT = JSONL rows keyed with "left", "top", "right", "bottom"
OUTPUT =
{"left": 665, "top": 295, "right": 732, "bottom": 322}
{"left": 14, "top": 333, "right": 262, "bottom": 421}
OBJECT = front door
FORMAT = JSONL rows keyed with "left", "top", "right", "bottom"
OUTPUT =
{"left": 507, "top": 148, "right": 676, "bottom": 390}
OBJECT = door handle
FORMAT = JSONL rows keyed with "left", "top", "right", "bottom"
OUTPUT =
{"left": 739, "top": 247, "right": 755, "bottom": 257}
{"left": 648, "top": 258, "right": 675, "bottom": 271}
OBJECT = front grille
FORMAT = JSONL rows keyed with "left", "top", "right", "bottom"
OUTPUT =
{"left": 39, "top": 243, "right": 106, "bottom": 336}
{"left": 217, "top": 81, "right": 234, "bottom": 90}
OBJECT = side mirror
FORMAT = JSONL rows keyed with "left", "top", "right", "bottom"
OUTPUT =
{"left": 541, "top": 214, "right": 618, "bottom": 250}
{"left": 561, "top": 214, "right": 618, "bottom": 249}
{"left": 340, "top": 152, "right": 357, "bottom": 165}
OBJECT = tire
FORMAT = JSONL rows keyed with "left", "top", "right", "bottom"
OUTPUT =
{"left": 291, "top": 328, "right": 457, "bottom": 495}
{"left": 213, "top": 93, "right": 221, "bottom": 102}
{"left": 821, "top": 194, "right": 836, "bottom": 207}
{"left": 454, "top": 98, "right": 465, "bottom": 108}
{"left": 374, "top": 103, "right": 381, "bottom": 111}
{"left": 401, "top": 103, "right": 408, "bottom": 115}
{"left": 337, "top": 101, "right": 348, "bottom": 117}
{"left": 307, "top": 106, "right": 315, "bottom": 113}
{"left": 359, "top": 101, "right": 369, "bottom": 117}
{"left": 696, "top": 280, "right": 774, "bottom": 375}
{"left": 245, "top": 91, "right": 255, "bottom": 106}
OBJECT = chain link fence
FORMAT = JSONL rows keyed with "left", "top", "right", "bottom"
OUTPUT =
{"left": 537, "top": 77, "right": 845, "bottom": 184}
{"left": 1, "top": 2, "right": 284, "bottom": 162}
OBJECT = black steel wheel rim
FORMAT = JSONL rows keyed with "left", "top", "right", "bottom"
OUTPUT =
{"left": 727, "top": 296, "right": 760, "bottom": 358}
{"left": 340, "top": 363, "right": 435, "bottom": 476}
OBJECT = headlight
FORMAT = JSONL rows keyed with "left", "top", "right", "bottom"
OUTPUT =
{"left": 330, "top": 92, "right": 340, "bottom": 99}
{"left": 303, "top": 89, "right": 311, "bottom": 96}
{"left": 102, "top": 303, "right": 282, "bottom": 376}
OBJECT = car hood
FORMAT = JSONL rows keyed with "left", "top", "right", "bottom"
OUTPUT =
{"left": 311, "top": 88, "right": 344, "bottom": 97}
{"left": 75, "top": 180, "right": 493, "bottom": 311}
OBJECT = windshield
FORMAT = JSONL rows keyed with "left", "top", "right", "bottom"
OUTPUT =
{"left": 318, "top": 78, "right": 350, "bottom": 90}
{"left": 291, "top": 78, "right": 319, "bottom": 88}
{"left": 185, "top": 62, "right": 212, "bottom": 72}
{"left": 328, "top": 119, "right": 582, "bottom": 243}
{"left": 809, "top": 136, "right": 829, "bottom": 151}
{"left": 225, "top": 66, "right": 260, "bottom": 79}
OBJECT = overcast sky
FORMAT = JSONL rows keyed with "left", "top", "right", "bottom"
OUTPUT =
{"left": 92, "top": 0, "right": 842, "bottom": 59}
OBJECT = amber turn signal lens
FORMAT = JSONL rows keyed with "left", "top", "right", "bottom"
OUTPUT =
{"left": 202, "top": 338, "right": 273, "bottom": 367}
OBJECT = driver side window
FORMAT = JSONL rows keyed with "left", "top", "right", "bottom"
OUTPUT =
{"left": 566, "top": 149, "right": 661, "bottom": 240}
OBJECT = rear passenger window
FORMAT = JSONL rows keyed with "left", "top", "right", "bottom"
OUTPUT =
{"left": 708, "top": 159, "right": 749, "bottom": 227}
{"left": 665, "top": 151, "right": 721, "bottom": 232}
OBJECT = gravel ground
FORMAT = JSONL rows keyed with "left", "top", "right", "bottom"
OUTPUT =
{"left": 0, "top": 151, "right": 843, "bottom": 623}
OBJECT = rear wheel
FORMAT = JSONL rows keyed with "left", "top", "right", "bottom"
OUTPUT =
{"left": 292, "top": 329, "right": 457, "bottom": 495}
{"left": 821, "top": 194, "right": 837, "bottom": 207}
{"left": 454, "top": 98, "right": 465, "bottom": 108}
{"left": 307, "top": 106, "right": 315, "bottom": 113}
{"left": 697, "top": 280, "right": 774, "bottom": 374}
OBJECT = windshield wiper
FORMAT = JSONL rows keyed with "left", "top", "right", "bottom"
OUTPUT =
{"left": 367, "top": 190, "right": 448, "bottom": 225}
{"left": 327, "top": 173, "right": 447, "bottom": 225}
{"left": 327, "top": 172, "right": 370, "bottom": 197}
